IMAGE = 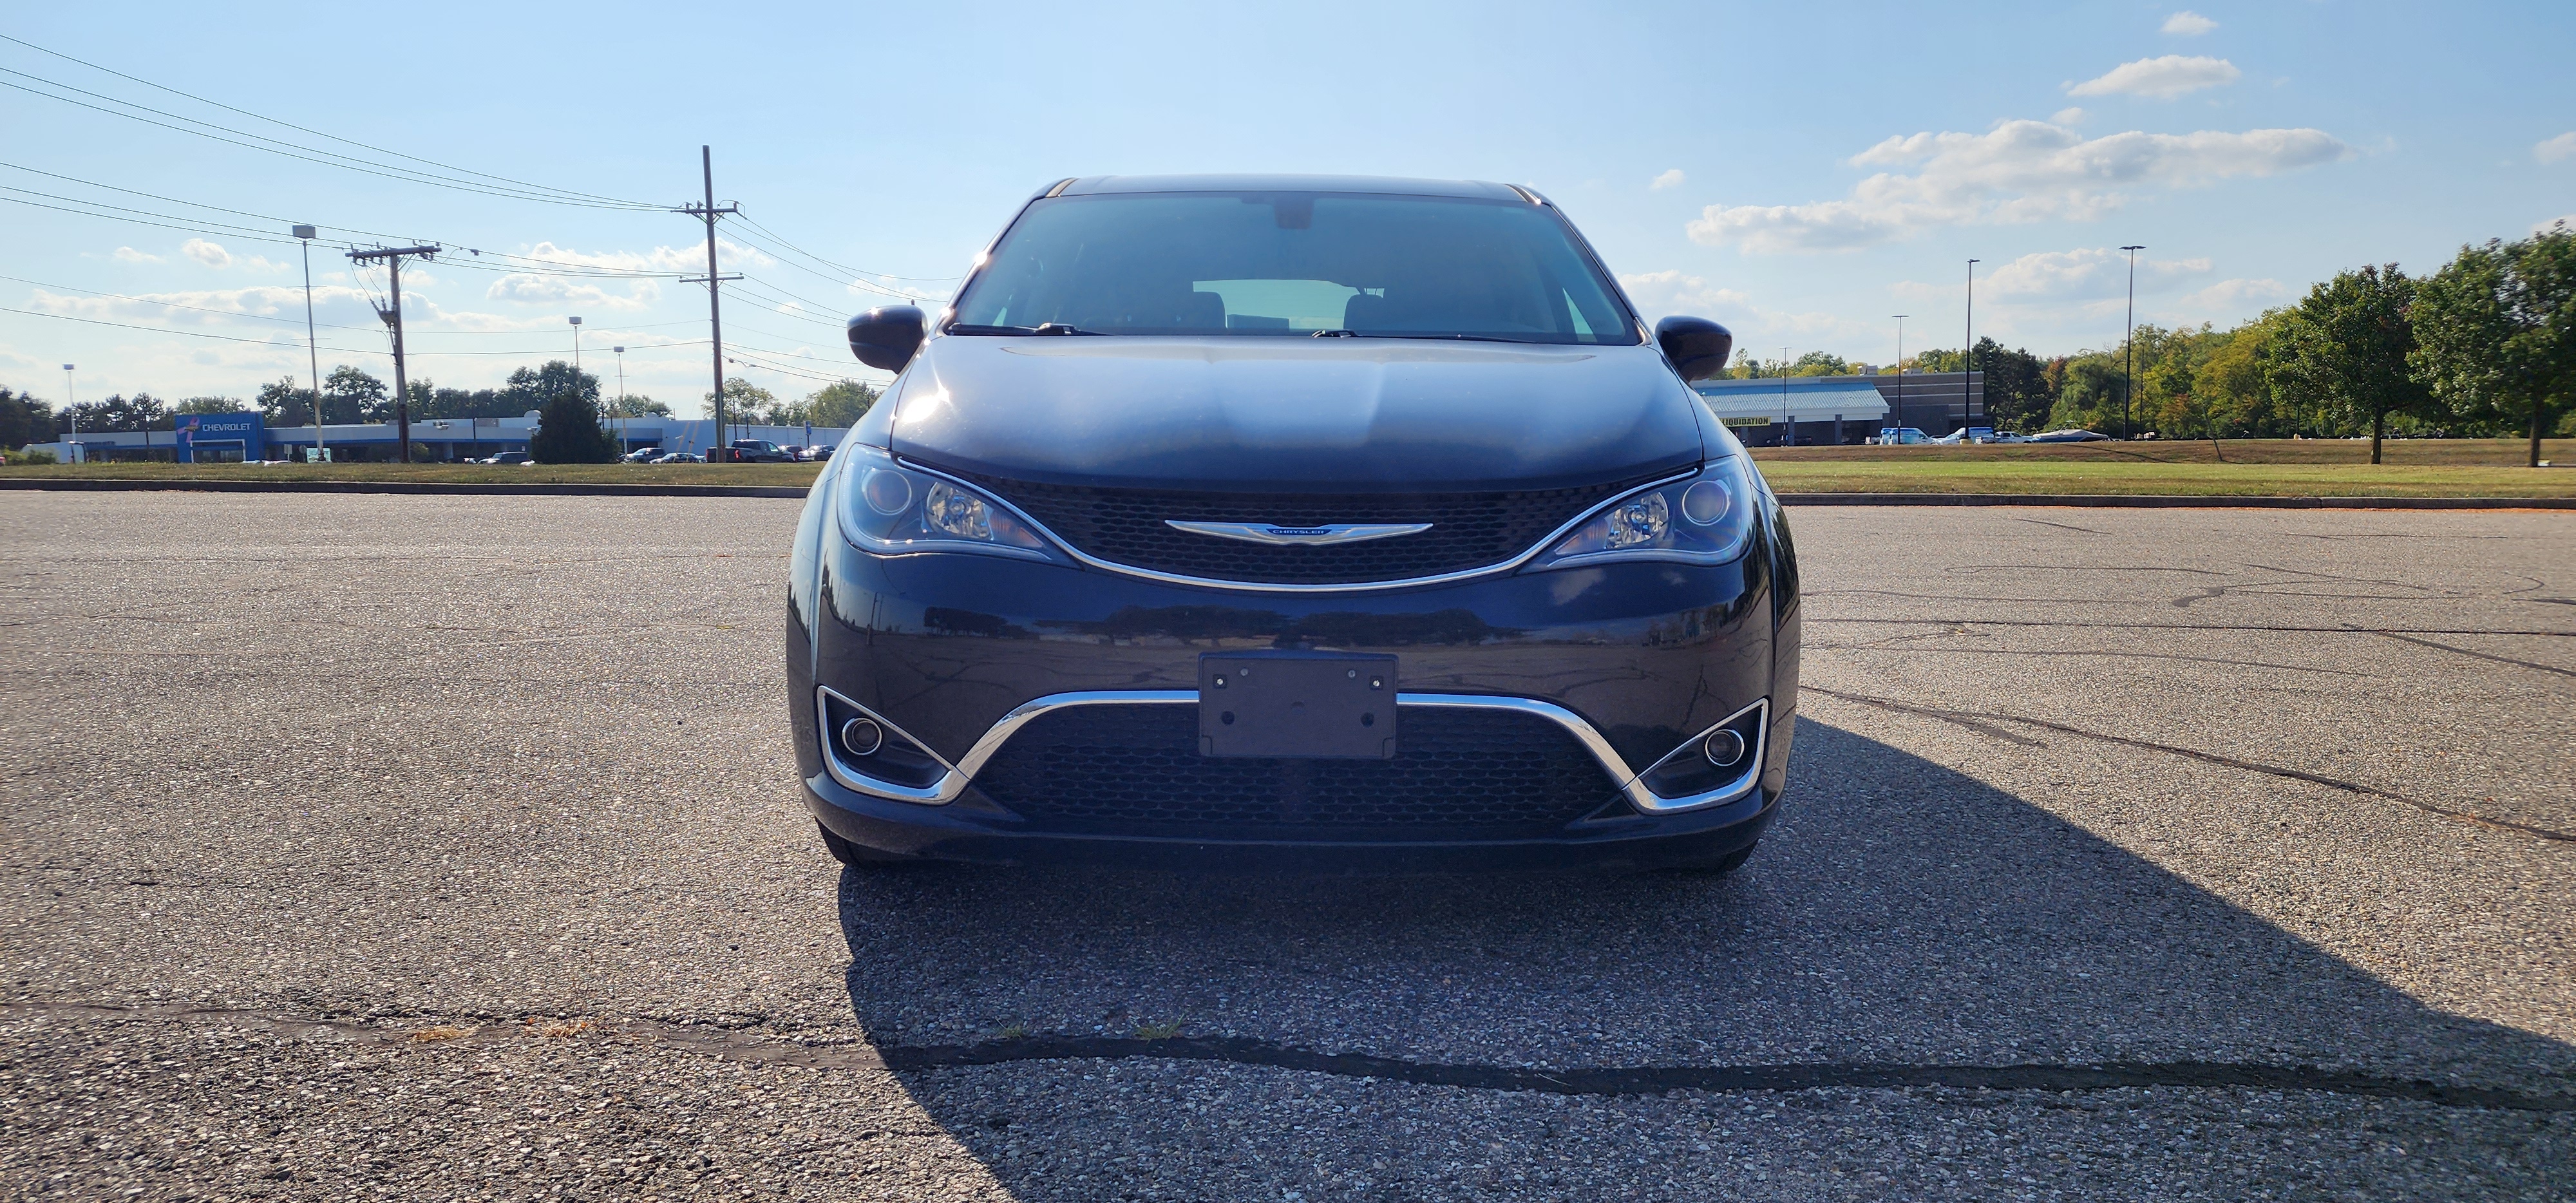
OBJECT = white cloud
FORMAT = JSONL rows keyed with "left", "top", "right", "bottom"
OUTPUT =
{"left": 505, "top": 238, "right": 772, "bottom": 273}
{"left": 2161, "top": 10, "right": 2217, "bottom": 35}
{"left": 1687, "top": 118, "right": 2349, "bottom": 252}
{"left": 111, "top": 246, "right": 163, "bottom": 264}
{"left": 24, "top": 283, "right": 379, "bottom": 329}
{"left": 1981, "top": 247, "right": 2213, "bottom": 301}
{"left": 2536, "top": 133, "right": 2576, "bottom": 164}
{"left": 2067, "top": 55, "right": 2241, "bottom": 99}
{"left": 1617, "top": 270, "right": 1877, "bottom": 344}
{"left": 182, "top": 239, "right": 234, "bottom": 269}
{"left": 2535, "top": 214, "right": 2575, "bottom": 235}
{"left": 2050, "top": 107, "right": 2087, "bottom": 126}
{"left": 1618, "top": 270, "right": 1748, "bottom": 314}
{"left": 1649, "top": 168, "right": 1686, "bottom": 191}
{"left": 2177, "top": 278, "right": 2289, "bottom": 309}
{"left": 482, "top": 273, "right": 661, "bottom": 312}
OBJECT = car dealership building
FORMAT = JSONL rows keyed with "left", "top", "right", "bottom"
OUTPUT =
{"left": 30, "top": 415, "right": 848, "bottom": 463}
{"left": 1695, "top": 371, "right": 1985, "bottom": 445}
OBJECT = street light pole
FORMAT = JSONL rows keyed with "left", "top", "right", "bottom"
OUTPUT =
{"left": 295, "top": 225, "right": 323, "bottom": 462}
{"left": 61, "top": 364, "right": 75, "bottom": 460}
{"left": 1892, "top": 315, "right": 1909, "bottom": 439}
{"left": 569, "top": 316, "right": 583, "bottom": 373}
{"left": 1964, "top": 258, "right": 1980, "bottom": 434}
{"left": 2120, "top": 245, "right": 2145, "bottom": 441}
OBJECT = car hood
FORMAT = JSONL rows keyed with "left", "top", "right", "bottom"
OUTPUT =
{"left": 886, "top": 335, "right": 1705, "bottom": 492}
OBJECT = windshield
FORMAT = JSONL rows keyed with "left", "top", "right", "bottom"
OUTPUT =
{"left": 950, "top": 191, "right": 1640, "bottom": 345}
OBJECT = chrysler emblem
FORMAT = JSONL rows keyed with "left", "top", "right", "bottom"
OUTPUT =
{"left": 1166, "top": 520, "right": 1434, "bottom": 547}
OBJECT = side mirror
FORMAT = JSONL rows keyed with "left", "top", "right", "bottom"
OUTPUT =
{"left": 848, "top": 305, "right": 926, "bottom": 373}
{"left": 1654, "top": 316, "right": 1735, "bottom": 383}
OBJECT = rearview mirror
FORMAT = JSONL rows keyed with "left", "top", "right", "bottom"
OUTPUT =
{"left": 848, "top": 305, "right": 926, "bottom": 373}
{"left": 1654, "top": 316, "right": 1735, "bottom": 383}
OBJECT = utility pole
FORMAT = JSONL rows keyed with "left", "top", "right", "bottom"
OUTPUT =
{"left": 294, "top": 225, "right": 322, "bottom": 462}
{"left": 1964, "top": 258, "right": 1980, "bottom": 433}
{"left": 612, "top": 344, "right": 627, "bottom": 453}
{"left": 1778, "top": 346, "right": 1793, "bottom": 447}
{"left": 348, "top": 243, "right": 439, "bottom": 464}
{"left": 61, "top": 364, "right": 75, "bottom": 460}
{"left": 1892, "top": 315, "right": 1909, "bottom": 439}
{"left": 677, "top": 146, "right": 741, "bottom": 460}
{"left": 2120, "top": 245, "right": 2144, "bottom": 441}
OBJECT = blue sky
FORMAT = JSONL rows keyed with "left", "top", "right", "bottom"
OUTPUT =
{"left": 6, "top": 1, "right": 2572, "bottom": 417}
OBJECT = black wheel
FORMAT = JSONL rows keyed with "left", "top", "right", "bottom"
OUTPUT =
{"left": 1662, "top": 841, "right": 1757, "bottom": 877}
{"left": 817, "top": 821, "right": 914, "bottom": 867}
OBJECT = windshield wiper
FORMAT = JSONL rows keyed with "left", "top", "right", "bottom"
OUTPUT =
{"left": 949, "top": 322, "right": 1110, "bottom": 336}
{"left": 1319, "top": 331, "right": 1539, "bottom": 344}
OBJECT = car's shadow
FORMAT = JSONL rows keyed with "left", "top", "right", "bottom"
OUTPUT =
{"left": 836, "top": 717, "right": 2573, "bottom": 1190}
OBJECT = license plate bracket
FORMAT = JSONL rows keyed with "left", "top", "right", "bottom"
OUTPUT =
{"left": 1198, "top": 652, "right": 1397, "bottom": 759}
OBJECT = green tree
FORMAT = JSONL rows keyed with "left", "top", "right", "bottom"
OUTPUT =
{"left": 1911, "top": 338, "right": 2050, "bottom": 431}
{"left": 256, "top": 376, "right": 317, "bottom": 426}
{"left": 520, "top": 361, "right": 618, "bottom": 464}
{"left": 2045, "top": 354, "right": 2124, "bottom": 432}
{"left": 2412, "top": 225, "right": 2576, "bottom": 466}
{"left": 0, "top": 386, "right": 52, "bottom": 449}
{"left": 606, "top": 393, "right": 670, "bottom": 417}
{"left": 63, "top": 392, "right": 169, "bottom": 433}
{"left": 806, "top": 380, "right": 879, "bottom": 428}
{"left": 2273, "top": 265, "right": 2434, "bottom": 464}
{"left": 1790, "top": 351, "right": 1852, "bottom": 377}
{"left": 175, "top": 396, "right": 247, "bottom": 415}
{"left": 321, "top": 365, "right": 389, "bottom": 423}
{"left": 705, "top": 376, "right": 779, "bottom": 426}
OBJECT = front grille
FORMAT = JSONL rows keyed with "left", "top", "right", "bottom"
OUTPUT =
{"left": 949, "top": 469, "right": 1654, "bottom": 585}
{"left": 971, "top": 704, "right": 1623, "bottom": 840}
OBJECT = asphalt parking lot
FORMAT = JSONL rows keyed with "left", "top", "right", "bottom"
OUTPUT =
{"left": 3, "top": 492, "right": 2570, "bottom": 1200}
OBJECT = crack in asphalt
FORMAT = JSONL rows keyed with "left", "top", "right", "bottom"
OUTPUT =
{"left": 5, "top": 1002, "right": 2567, "bottom": 1113}
{"left": 2374, "top": 631, "right": 2576, "bottom": 681}
{"left": 1801, "top": 686, "right": 2576, "bottom": 844}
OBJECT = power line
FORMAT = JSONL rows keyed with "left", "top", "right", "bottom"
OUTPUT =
{"left": 0, "top": 33, "right": 666, "bottom": 209}
{"left": 0, "top": 64, "right": 665, "bottom": 211}
{"left": 730, "top": 209, "right": 959, "bottom": 283}
{"left": 0, "top": 303, "right": 385, "bottom": 354}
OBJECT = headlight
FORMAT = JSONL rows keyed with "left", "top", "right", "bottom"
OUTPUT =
{"left": 835, "top": 444, "right": 1063, "bottom": 560}
{"left": 1528, "top": 456, "right": 1759, "bottom": 570}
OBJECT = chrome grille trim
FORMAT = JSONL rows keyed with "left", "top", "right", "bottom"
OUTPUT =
{"left": 905, "top": 457, "right": 1694, "bottom": 593}
{"left": 815, "top": 686, "right": 1772, "bottom": 816}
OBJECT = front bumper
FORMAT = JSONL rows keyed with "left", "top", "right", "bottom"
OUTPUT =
{"left": 787, "top": 488, "right": 1798, "bottom": 867}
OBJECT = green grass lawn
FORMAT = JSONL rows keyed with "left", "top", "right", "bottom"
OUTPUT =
{"left": 7, "top": 440, "right": 2573, "bottom": 497}
{"left": 1746, "top": 439, "right": 2576, "bottom": 497}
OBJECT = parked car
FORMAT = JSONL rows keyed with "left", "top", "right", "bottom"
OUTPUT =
{"left": 485, "top": 451, "right": 533, "bottom": 466}
{"left": 1871, "top": 427, "right": 1931, "bottom": 445}
{"left": 727, "top": 440, "right": 797, "bottom": 463}
{"left": 792, "top": 174, "right": 1799, "bottom": 875}
{"left": 650, "top": 451, "right": 703, "bottom": 464}
{"left": 621, "top": 447, "right": 664, "bottom": 463}
{"left": 796, "top": 444, "right": 835, "bottom": 462}
{"left": 2029, "top": 428, "right": 2112, "bottom": 443}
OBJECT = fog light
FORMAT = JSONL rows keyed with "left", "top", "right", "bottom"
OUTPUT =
{"left": 1703, "top": 728, "right": 1747, "bottom": 768}
{"left": 839, "top": 717, "right": 884, "bottom": 757}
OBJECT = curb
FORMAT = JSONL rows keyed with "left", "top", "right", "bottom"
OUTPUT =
{"left": 2, "top": 478, "right": 2570, "bottom": 509}
{"left": 0, "top": 478, "right": 811, "bottom": 500}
